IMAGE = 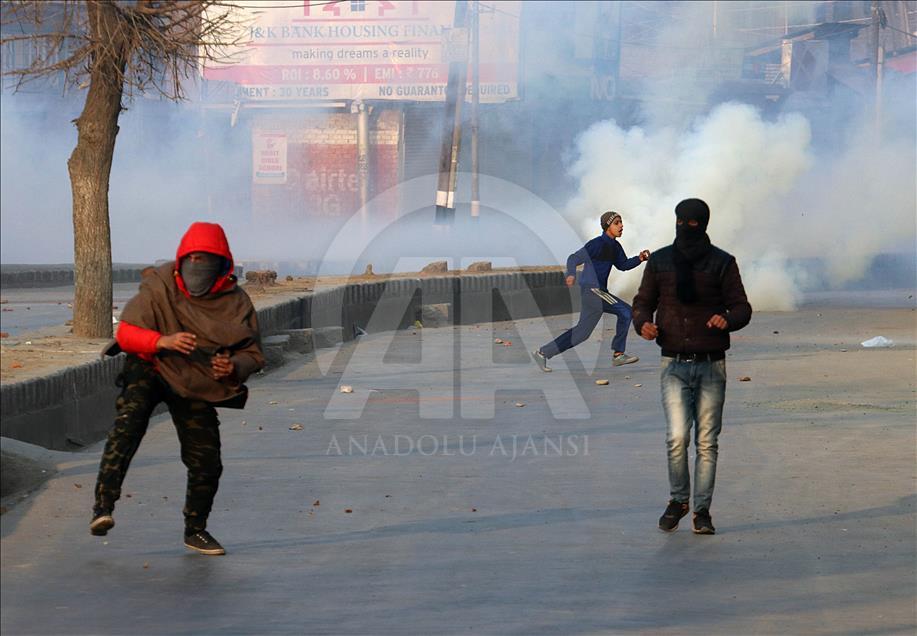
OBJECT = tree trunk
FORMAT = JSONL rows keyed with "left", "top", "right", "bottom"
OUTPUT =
{"left": 67, "top": 1, "right": 128, "bottom": 338}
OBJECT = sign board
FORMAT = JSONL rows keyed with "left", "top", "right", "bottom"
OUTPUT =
{"left": 252, "top": 131, "right": 288, "bottom": 184}
{"left": 203, "top": 0, "right": 520, "bottom": 103}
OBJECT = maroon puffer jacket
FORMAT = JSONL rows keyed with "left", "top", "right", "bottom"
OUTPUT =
{"left": 632, "top": 244, "right": 752, "bottom": 354}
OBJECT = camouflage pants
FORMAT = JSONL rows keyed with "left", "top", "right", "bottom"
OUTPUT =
{"left": 93, "top": 355, "right": 223, "bottom": 535}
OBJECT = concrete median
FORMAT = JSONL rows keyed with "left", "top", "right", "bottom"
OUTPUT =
{"left": 0, "top": 270, "right": 575, "bottom": 452}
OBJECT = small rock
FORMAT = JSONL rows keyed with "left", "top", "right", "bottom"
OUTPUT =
{"left": 345, "top": 508, "right": 353, "bottom": 514}
{"left": 839, "top": 349, "right": 847, "bottom": 352}
{"left": 515, "top": 402, "right": 526, "bottom": 408}
{"left": 143, "top": 562, "right": 150, "bottom": 569}
{"left": 739, "top": 376, "right": 751, "bottom": 382}
{"left": 420, "top": 260, "right": 448, "bottom": 274}
{"left": 285, "top": 275, "right": 294, "bottom": 281}
{"left": 74, "top": 483, "right": 82, "bottom": 489}
{"left": 11, "top": 362, "right": 22, "bottom": 368}
{"left": 340, "top": 385, "right": 354, "bottom": 394}
{"left": 773, "top": 331, "right": 779, "bottom": 334}
{"left": 503, "top": 341, "right": 512, "bottom": 347}
{"left": 313, "top": 500, "right": 320, "bottom": 506}
{"left": 494, "top": 338, "right": 503, "bottom": 344}
{"left": 471, "top": 508, "right": 478, "bottom": 512}
{"left": 289, "top": 423, "right": 304, "bottom": 431}
{"left": 258, "top": 426, "right": 263, "bottom": 431}
{"left": 269, "top": 400, "right": 279, "bottom": 405}
{"left": 363, "top": 264, "right": 375, "bottom": 276}
{"left": 0, "top": 332, "right": 7, "bottom": 338}
{"left": 245, "top": 270, "right": 278, "bottom": 286}
{"left": 595, "top": 379, "right": 609, "bottom": 386}
{"left": 466, "top": 261, "right": 493, "bottom": 272}
{"left": 624, "top": 376, "right": 631, "bottom": 380}
{"left": 633, "top": 384, "right": 642, "bottom": 388}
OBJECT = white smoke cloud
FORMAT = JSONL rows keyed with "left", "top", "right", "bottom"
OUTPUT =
{"left": 564, "top": 102, "right": 813, "bottom": 310}
{"left": 785, "top": 124, "right": 917, "bottom": 285}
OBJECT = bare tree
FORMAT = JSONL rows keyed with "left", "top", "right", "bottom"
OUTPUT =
{"left": 1, "top": 1, "right": 245, "bottom": 337}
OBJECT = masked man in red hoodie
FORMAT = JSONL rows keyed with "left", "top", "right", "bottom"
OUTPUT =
{"left": 90, "top": 222, "right": 264, "bottom": 555}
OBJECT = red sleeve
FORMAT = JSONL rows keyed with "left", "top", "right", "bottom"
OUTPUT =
{"left": 116, "top": 321, "right": 161, "bottom": 355}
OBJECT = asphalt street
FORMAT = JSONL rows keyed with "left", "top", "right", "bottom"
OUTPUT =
{"left": 1, "top": 306, "right": 915, "bottom": 635}
{"left": 0, "top": 284, "right": 140, "bottom": 337}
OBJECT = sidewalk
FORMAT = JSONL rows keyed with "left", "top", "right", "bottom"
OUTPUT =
{"left": 1, "top": 304, "right": 915, "bottom": 634}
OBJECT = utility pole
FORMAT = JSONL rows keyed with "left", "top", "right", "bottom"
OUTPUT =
{"left": 871, "top": 0, "right": 886, "bottom": 139}
{"left": 354, "top": 99, "right": 370, "bottom": 226}
{"left": 470, "top": 0, "right": 480, "bottom": 219}
{"left": 712, "top": 1, "right": 718, "bottom": 39}
{"left": 435, "top": 0, "right": 470, "bottom": 226}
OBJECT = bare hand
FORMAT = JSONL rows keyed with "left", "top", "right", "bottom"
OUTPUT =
{"left": 157, "top": 331, "right": 196, "bottom": 355}
{"left": 565, "top": 275, "right": 575, "bottom": 287}
{"left": 211, "top": 352, "right": 235, "bottom": 380}
{"left": 640, "top": 322, "right": 658, "bottom": 340}
{"left": 639, "top": 250, "right": 650, "bottom": 262}
{"left": 706, "top": 314, "right": 728, "bottom": 330}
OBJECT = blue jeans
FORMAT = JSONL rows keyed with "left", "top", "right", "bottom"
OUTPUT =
{"left": 660, "top": 356, "right": 727, "bottom": 512}
{"left": 540, "top": 287, "right": 632, "bottom": 358}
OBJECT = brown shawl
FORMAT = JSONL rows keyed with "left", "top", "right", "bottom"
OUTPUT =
{"left": 118, "top": 262, "right": 264, "bottom": 406}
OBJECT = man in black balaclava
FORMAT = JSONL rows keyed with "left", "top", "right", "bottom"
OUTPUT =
{"left": 631, "top": 198, "right": 752, "bottom": 536}
{"left": 673, "top": 198, "right": 712, "bottom": 304}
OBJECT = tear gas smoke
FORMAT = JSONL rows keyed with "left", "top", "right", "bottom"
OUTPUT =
{"left": 1, "top": 0, "right": 914, "bottom": 310}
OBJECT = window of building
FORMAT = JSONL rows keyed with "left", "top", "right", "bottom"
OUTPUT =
{"left": 351, "top": 0, "right": 366, "bottom": 12}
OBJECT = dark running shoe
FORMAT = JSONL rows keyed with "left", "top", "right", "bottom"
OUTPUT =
{"left": 658, "top": 500, "right": 689, "bottom": 533}
{"left": 90, "top": 513, "right": 115, "bottom": 536}
{"left": 184, "top": 530, "right": 226, "bottom": 555}
{"left": 692, "top": 509, "right": 716, "bottom": 535}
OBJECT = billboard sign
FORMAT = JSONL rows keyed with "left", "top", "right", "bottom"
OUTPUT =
{"left": 204, "top": 0, "right": 521, "bottom": 103}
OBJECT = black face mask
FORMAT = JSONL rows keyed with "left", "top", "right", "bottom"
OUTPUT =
{"left": 673, "top": 198, "right": 712, "bottom": 304}
{"left": 180, "top": 253, "right": 224, "bottom": 297}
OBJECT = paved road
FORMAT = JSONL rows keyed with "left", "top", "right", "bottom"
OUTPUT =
{"left": 0, "top": 284, "right": 140, "bottom": 338}
{"left": 2, "top": 307, "right": 915, "bottom": 635}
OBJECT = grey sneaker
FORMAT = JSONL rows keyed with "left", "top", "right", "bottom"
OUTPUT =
{"left": 531, "top": 350, "right": 552, "bottom": 372}
{"left": 613, "top": 352, "right": 639, "bottom": 366}
{"left": 184, "top": 530, "right": 226, "bottom": 555}
{"left": 90, "top": 513, "right": 115, "bottom": 536}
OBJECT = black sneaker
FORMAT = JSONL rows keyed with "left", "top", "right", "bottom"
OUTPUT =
{"left": 90, "top": 513, "right": 115, "bottom": 536}
{"left": 692, "top": 509, "right": 716, "bottom": 535}
{"left": 184, "top": 530, "right": 226, "bottom": 555}
{"left": 658, "top": 500, "right": 689, "bottom": 533}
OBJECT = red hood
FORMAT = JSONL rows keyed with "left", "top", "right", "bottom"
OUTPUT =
{"left": 174, "top": 222, "right": 235, "bottom": 296}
